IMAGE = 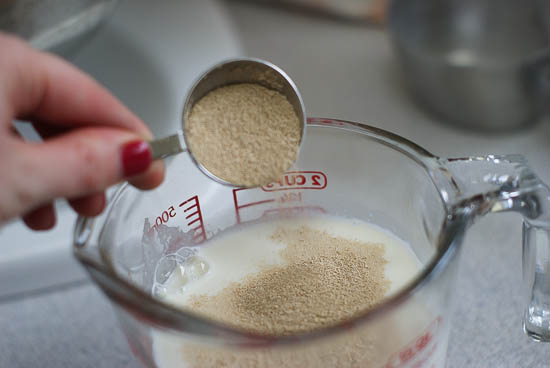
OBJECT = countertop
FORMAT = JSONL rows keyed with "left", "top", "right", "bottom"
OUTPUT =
{"left": 2, "top": 1, "right": 550, "bottom": 367}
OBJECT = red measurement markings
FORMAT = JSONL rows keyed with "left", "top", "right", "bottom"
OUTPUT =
{"left": 233, "top": 188, "right": 275, "bottom": 224}
{"left": 386, "top": 316, "right": 443, "bottom": 368}
{"left": 262, "top": 206, "right": 326, "bottom": 218}
{"left": 179, "top": 195, "right": 206, "bottom": 243}
{"left": 278, "top": 192, "right": 302, "bottom": 204}
{"left": 233, "top": 170, "right": 328, "bottom": 224}
{"left": 262, "top": 171, "right": 327, "bottom": 192}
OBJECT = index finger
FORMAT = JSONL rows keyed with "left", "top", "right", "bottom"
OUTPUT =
{"left": 0, "top": 33, "right": 151, "bottom": 138}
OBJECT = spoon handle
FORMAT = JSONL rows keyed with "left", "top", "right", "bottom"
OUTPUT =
{"left": 149, "top": 130, "right": 187, "bottom": 160}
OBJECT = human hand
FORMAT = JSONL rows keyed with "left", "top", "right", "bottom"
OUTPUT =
{"left": 0, "top": 33, "right": 165, "bottom": 230}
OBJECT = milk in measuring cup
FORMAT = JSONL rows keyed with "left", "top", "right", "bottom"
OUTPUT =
{"left": 152, "top": 215, "right": 446, "bottom": 368}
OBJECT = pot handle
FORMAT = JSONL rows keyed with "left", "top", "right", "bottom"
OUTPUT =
{"left": 441, "top": 154, "right": 550, "bottom": 341}
{"left": 531, "top": 0, "right": 550, "bottom": 104}
{"left": 532, "top": 51, "right": 550, "bottom": 104}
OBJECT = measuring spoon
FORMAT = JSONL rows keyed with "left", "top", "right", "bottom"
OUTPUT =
{"left": 148, "top": 58, "right": 306, "bottom": 188}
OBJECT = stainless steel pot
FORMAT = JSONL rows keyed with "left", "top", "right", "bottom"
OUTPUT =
{"left": 388, "top": 0, "right": 550, "bottom": 131}
{"left": 0, "top": 0, "right": 118, "bottom": 53}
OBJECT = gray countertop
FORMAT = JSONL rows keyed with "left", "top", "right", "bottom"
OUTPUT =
{"left": 2, "top": 1, "right": 550, "bottom": 367}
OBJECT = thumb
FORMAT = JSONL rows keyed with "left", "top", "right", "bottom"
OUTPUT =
{"left": 12, "top": 126, "right": 163, "bottom": 215}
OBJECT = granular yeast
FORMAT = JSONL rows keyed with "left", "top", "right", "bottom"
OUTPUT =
{"left": 188, "top": 226, "right": 389, "bottom": 335}
{"left": 185, "top": 83, "right": 301, "bottom": 187}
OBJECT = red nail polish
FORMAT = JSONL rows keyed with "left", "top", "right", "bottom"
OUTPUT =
{"left": 121, "top": 140, "right": 152, "bottom": 177}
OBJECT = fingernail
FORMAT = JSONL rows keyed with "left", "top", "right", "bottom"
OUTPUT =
{"left": 121, "top": 140, "right": 152, "bottom": 177}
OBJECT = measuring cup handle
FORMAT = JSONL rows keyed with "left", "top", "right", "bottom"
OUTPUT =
{"left": 441, "top": 154, "right": 550, "bottom": 342}
{"left": 149, "top": 130, "right": 187, "bottom": 160}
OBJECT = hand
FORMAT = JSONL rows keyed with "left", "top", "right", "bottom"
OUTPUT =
{"left": 0, "top": 33, "right": 165, "bottom": 230}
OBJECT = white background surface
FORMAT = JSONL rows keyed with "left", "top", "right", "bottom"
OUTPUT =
{"left": 1, "top": 0, "right": 550, "bottom": 367}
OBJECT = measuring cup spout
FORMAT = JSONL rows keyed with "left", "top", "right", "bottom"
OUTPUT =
{"left": 440, "top": 154, "right": 550, "bottom": 341}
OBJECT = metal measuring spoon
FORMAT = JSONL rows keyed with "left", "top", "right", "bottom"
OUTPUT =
{"left": 148, "top": 58, "right": 306, "bottom": 188}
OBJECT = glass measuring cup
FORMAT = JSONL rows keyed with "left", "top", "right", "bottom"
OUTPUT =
{"left": 74, "top": 117, "right": 550, "bottom": 367}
